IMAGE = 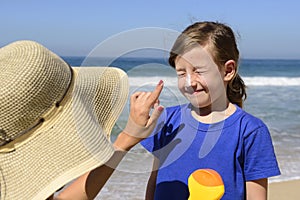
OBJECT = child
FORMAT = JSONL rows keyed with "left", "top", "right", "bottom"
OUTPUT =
{"left": 141, "top": 21, "right": 280, "bottom": 200}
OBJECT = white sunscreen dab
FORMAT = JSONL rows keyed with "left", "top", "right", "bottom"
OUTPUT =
{"left": 185, "top": 73, "right": 191, "bottom": 88}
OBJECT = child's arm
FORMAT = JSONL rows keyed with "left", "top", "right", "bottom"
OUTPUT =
{"left": 145, "top": 157, "right": 159, "bottom": 200}
{"left": 246, "top": 178, "right": 268, "bottom": 200}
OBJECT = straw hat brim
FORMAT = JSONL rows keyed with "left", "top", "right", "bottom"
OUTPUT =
{"left": 0, "top": 66, "right": 129, "bottom": 200}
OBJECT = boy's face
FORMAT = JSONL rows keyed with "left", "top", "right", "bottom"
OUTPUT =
{"left": 175, "top": 46, "right": 227, "bottom": 109}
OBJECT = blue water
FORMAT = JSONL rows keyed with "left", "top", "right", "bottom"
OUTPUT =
{"left": 63, "top": 56, "right": 300, "bottom": 199}
{"left": 64, "top": 56, "right": 300, "bottom": 76}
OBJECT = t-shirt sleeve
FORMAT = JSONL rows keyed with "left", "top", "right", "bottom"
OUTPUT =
{"left": 243, "top": 125, "right": 281, "bottom": 181}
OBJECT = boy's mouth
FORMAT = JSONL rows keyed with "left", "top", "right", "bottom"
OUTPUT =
{"left": 185, "top": 88, "right": 205, "bottom": 96}
{"left": 194, "top": 88, "right": 205, "bottom": 93}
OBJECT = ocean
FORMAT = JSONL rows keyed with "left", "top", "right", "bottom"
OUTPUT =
{"left": 63, "top": 56, "right": 300, "bottom": 199}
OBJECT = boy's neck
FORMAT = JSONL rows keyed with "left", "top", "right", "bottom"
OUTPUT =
{"left": 191, "top": 102, "right": 236, "bottom": 124}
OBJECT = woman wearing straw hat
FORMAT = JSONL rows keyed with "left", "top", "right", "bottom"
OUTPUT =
{"left": 0, "top": 40, "right": 164, "bottom": 200}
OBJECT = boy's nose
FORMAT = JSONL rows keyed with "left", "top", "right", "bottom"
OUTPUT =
{"left": 185, "top": 74, "right": 192, "bottom": 87}
{"left": 186, "top": 73, "right": 198, "bottom": 86}
{"left": 185, "top": 73, "right": 197, "bottom": 92}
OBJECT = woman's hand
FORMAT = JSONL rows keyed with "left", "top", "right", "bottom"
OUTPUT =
{"left": 114, "top": 80, "right": 164, "bottom": 151}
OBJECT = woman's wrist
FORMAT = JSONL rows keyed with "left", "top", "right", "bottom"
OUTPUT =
{"left": 113, "top": 131, "right": 141, "bottom": 152}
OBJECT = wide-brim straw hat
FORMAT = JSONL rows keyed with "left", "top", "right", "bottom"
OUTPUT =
{"left": 0, "top": 40, "right": 129, "bottom": 199}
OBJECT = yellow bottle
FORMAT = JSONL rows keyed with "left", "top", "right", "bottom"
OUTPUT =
{"left": 188, "top": 169, "right": 224, "bottom": 200}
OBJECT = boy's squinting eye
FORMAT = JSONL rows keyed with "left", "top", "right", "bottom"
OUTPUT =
{"left": 177, "top": 72, "right": 186, "bottom": 78}
{"left": 195, "top": 69, "right": 205, "bottom": 75}
{"left": 194, "top": 66, "right": 208, "bottom": 75}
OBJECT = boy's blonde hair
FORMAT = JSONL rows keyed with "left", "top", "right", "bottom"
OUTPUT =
{"left": 169, "top": 21, "right": 247, "bottom": 108}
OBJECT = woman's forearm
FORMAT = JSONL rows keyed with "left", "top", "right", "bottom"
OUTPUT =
{"left": 54, "top": 132, "right": 133, "bottom": 200}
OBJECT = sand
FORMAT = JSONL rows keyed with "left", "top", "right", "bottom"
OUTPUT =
{"left": 269, "top": 179, "right": 299, "bottom": 200}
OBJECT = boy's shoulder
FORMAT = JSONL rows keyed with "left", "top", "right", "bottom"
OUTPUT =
{"left": 235, "top": 106, "right": 269, "bottom": 133}
{"left": 163, "top": 103, "right": 191, "bottom": 118}
{"left": 165, "top": 103, "right": 189, "bottom": 112}
{"left": 238, "top": 107, "right": 265, "bottom": 125}
{"left": 158, "top": 104, "right": 191, "bottom": 124}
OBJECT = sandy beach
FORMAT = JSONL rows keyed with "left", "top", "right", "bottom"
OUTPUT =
{"left": 269, "top": 179, "right": 299, "bottom": 200}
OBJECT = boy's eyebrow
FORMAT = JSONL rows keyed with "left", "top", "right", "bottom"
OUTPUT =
{"left": 175, "top": 65, "right": 186, "bottom": 71}
{"left": 175, "top": 65, "right": 207, "bottom": 72}
{"left": 194, "top": 65, "right": 203, "bottom": 68}
{"left": 194, "top": 64, "right": 209, "bottom": 70}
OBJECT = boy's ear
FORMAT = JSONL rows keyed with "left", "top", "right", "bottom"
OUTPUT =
{"left": 224, "top": 60, "right": 236, "bottom": 81}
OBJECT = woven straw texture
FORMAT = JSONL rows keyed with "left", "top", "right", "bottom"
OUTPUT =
{"left": 0, "top": 41, "right": 129, "bottom": 200}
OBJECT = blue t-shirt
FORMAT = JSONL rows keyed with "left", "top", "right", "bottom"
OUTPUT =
{"left": 141, "top": 103, "right": 280, "bottom": 200}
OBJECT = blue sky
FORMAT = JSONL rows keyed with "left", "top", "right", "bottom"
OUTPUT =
{"left": 1, "top": 0, "right": 300, "bottom": 59}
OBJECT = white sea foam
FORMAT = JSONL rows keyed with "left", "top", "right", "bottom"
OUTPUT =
{"left": 128, "top": 76, "right": 300, "bottom": 86}
{"left": 243, "top": 76, "right": 300, "bottom": 86}
{"left": 128, "top": 76, "right": 176, "bottom": 86}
